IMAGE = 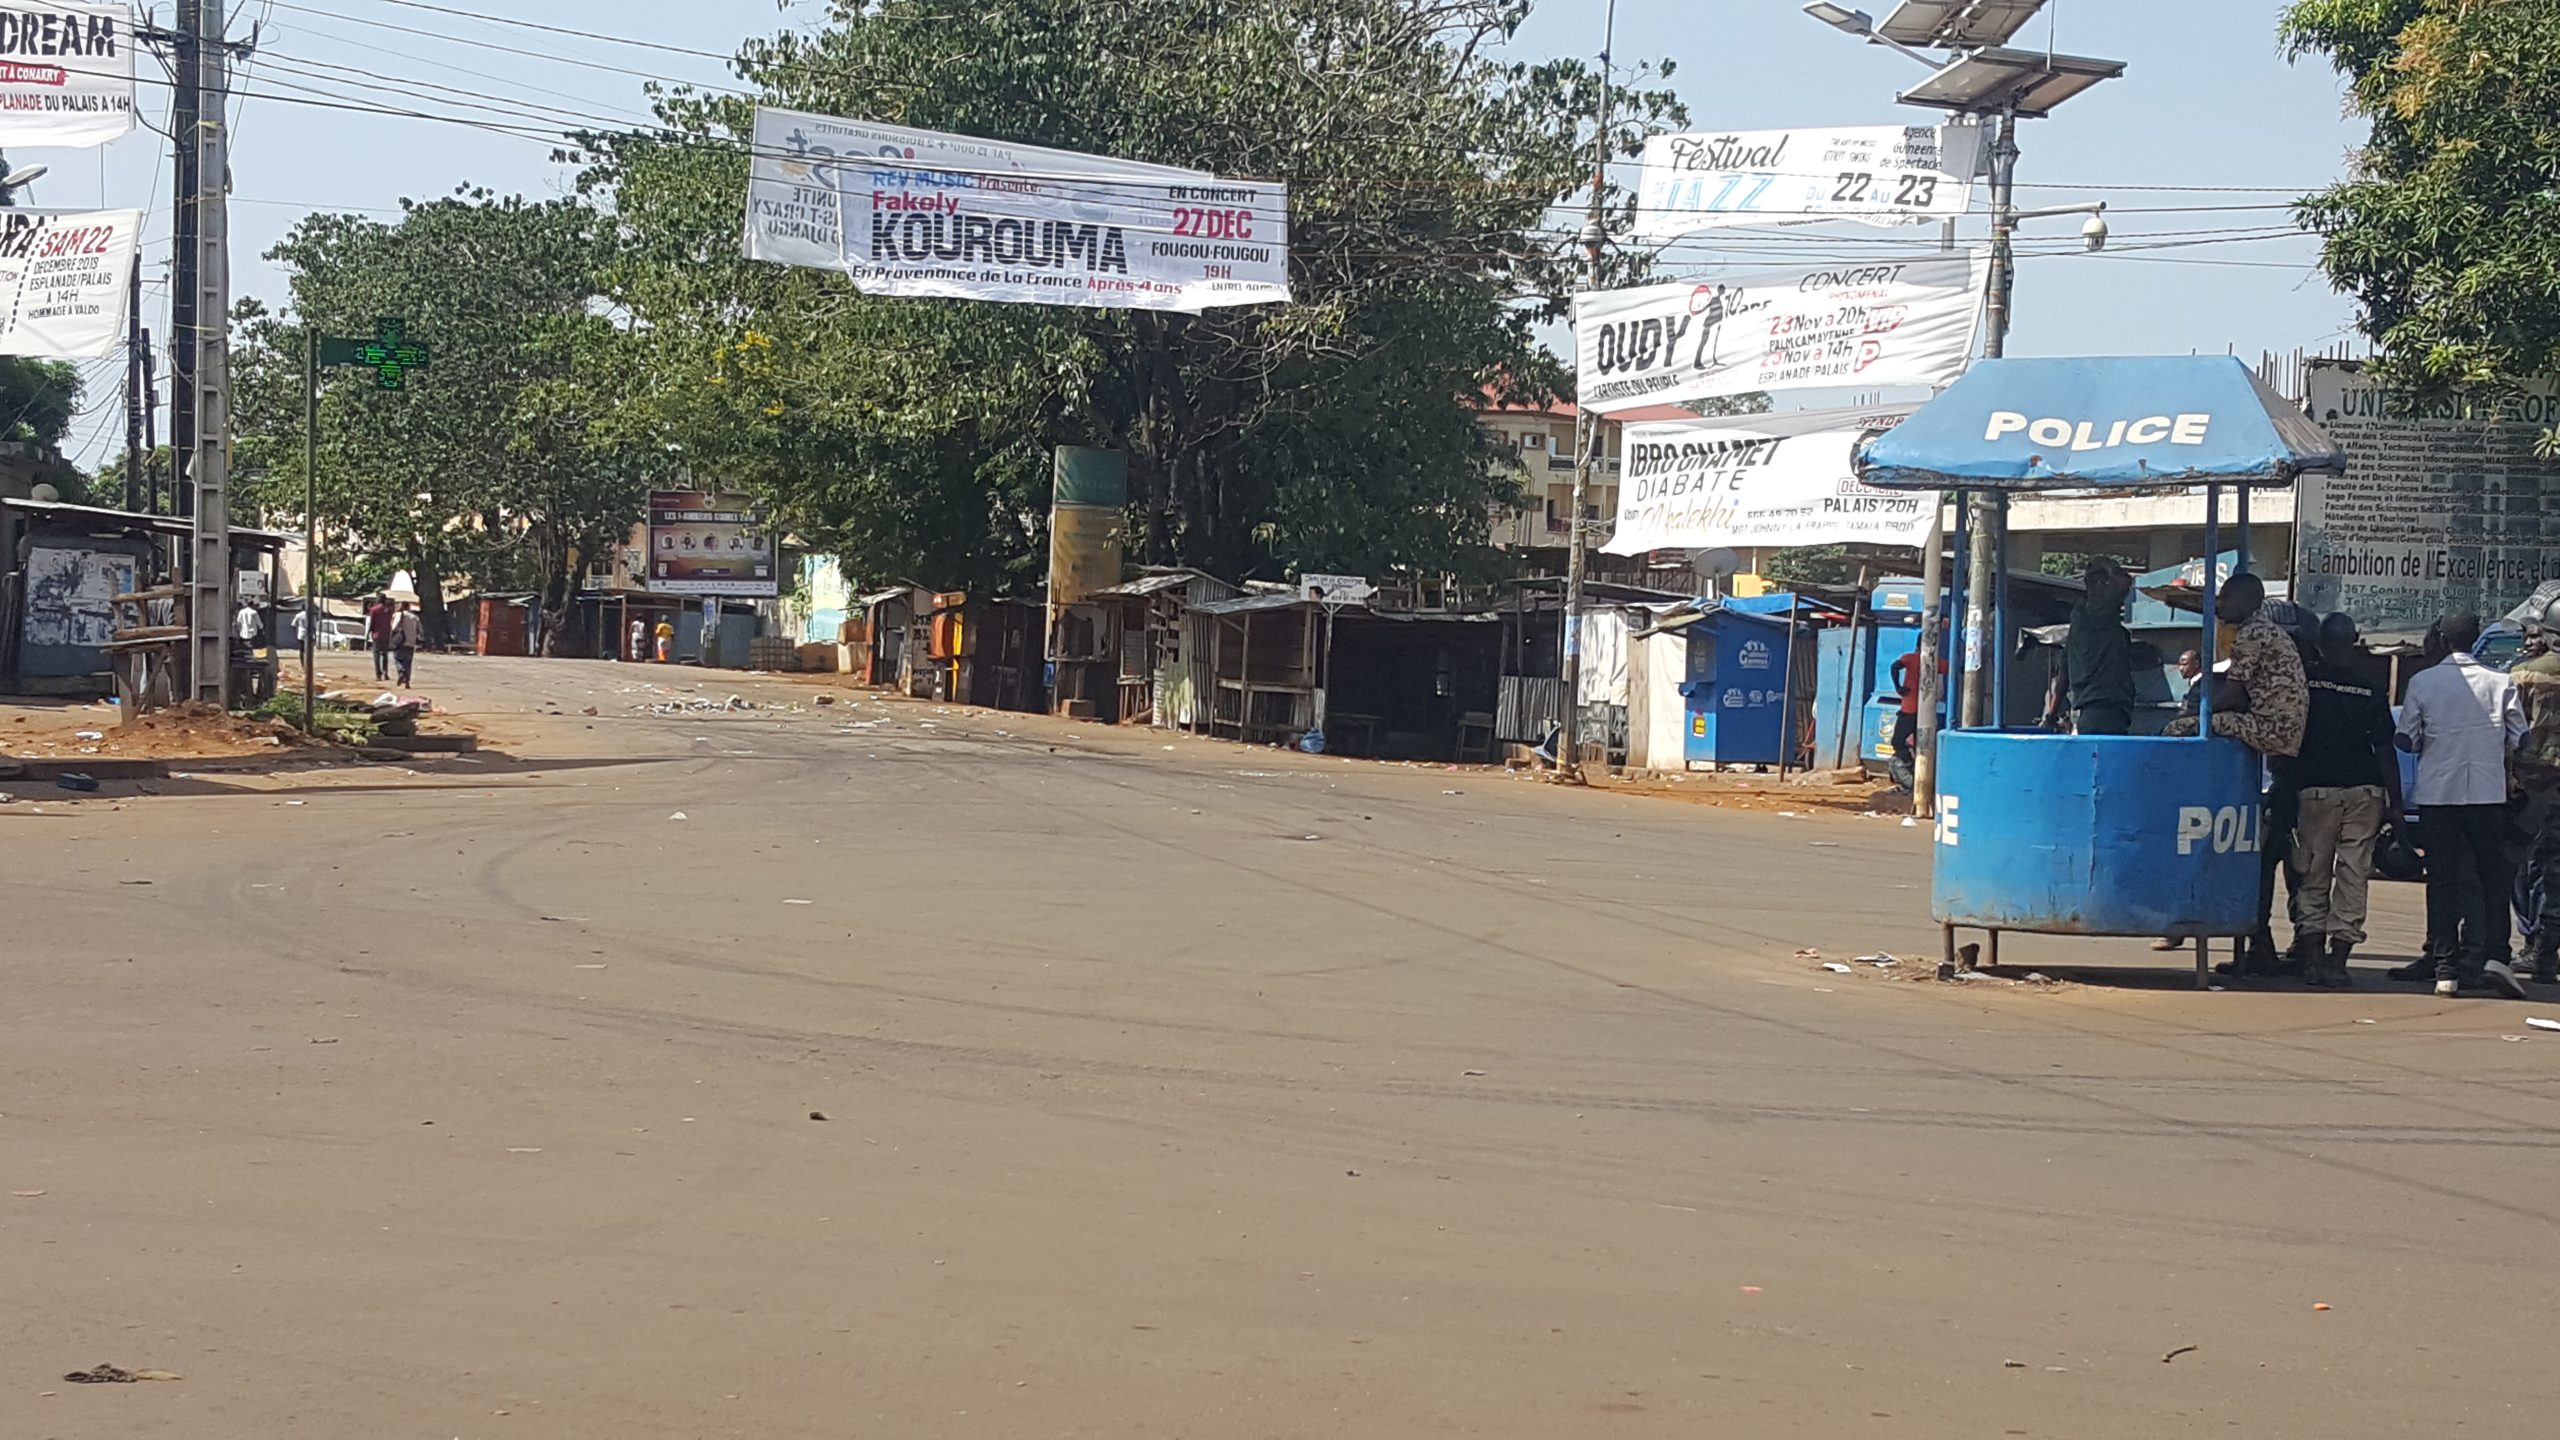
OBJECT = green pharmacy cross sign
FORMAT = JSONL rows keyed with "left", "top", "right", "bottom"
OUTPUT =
{"left": 317, "top": 317, "right": 433, "bottom": 390}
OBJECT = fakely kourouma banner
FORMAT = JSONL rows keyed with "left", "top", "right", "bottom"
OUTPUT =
{"left": 745, "top": 106, "right": 1289, "bottom": 314}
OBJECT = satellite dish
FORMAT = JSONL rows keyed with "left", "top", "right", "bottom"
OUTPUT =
{"left": 2, "top": 163, "right": 48, "bottom": 191}
{"left": 1692, "top": 547, "right": 1742, "bottom": 582}
{"left": 29, "top": 482, "right": 58, "bottom": 502}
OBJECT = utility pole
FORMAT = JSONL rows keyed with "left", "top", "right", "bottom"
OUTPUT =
{"left": 124, "top": 262, "right": 145, "bottom": 513}
{"left": 1958, "top": 107, "right": 2019, "bottom": 729}
{"left": 1556, "top": 0, "right": 1617, "bottom": 785}
{"left": 184, "top": 0, "right": 234, "bottom": 705}
{"left": 169, "top": 2, "right": 199, "bottom": 529}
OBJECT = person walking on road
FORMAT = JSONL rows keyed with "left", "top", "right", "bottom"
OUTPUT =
{"left": 2288, "top": 613, "right": 2402, "bottom": 986}
{"left": 389, "top": 602, "right": 422, "bottom": 689}
{"left": 2398, "top": 612, "right": 2529, "bottom": 999}
{"left": 365, "top": 592, "right": 394, "bottom": 681}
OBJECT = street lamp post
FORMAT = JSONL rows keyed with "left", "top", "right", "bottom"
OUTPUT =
{"left": 1798, "top": 0, "right": 2122, "bottom": 789}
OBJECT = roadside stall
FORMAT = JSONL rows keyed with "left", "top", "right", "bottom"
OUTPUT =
{"left": 1858, "top": 357, "right": 2348, "bottom": 986}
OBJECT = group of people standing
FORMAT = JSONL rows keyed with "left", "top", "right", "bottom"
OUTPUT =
{"left": 363, "top": 592, "right": 422, "bottom": 687}
{"left": 2056, "top": 560, "right": 2557, "bottom": 998}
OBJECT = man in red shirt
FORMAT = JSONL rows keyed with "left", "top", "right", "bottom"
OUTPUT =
{"left": 364, "top": 593, "right": 394, "bottom": 681}
{"left": 1889, "top": 644, "right": 1943, "bottom": 781}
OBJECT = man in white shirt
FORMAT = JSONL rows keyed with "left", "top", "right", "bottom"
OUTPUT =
{"left": 2397, "top": 612, "right": 2529, "bottom": 998}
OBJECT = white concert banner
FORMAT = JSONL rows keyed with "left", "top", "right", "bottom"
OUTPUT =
{"left": 1575, "top": 253, "right": 1986, "bottom": 415}
{"left": 1603, "top": 405, "right": 1924, "bottom": 556}
{"left": 0, "top": 2, "right": 136, "bottom": 148}
{"left": 745, "top": 105, "right": 1289, "bottom": 313}
{"left": 0, "top": 207, "right": 137, "bottom": 358}
{"left": 1635, "top": 123, "right": 1981, "bottom": 239}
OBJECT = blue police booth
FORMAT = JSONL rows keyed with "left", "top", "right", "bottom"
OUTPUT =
{"left": 1858, "top": 356, "right": 2348, "bottom": 985}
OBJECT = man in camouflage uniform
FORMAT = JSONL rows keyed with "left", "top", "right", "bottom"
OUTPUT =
{"left": 2169, "top": 573, "right": 2311, "bottom": 976}
{"left": 2509, "top": 610, "right": 2560, "bottom": 984}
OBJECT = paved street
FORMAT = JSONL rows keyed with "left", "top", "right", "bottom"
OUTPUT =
{"left": 8, "top": 657, "right": 2556, "bottom": 1438}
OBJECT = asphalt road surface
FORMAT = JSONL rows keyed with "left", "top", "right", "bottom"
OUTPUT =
{"left": 9, "top": 657, "right": 2555, "bottom": 1438}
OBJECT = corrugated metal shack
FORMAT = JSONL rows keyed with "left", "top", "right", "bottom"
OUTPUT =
{"left": 1053, "top": 567, "right": 1239, "bottom": 725}
{"left": 1189, "top": 588, "right": 1502, "bottom": 759}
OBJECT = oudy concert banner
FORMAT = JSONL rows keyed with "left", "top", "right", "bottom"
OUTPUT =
{"left": 1574, "top": 253, "right": 1987, "bottom": 415}
{"left": 646, "top": 490, "right": 777, "bottom": 598}
{"left": 1634, "top": 123, "right": 1981, "bottom": 239}
{"left": 1602, "top": 404, "right": 1925, "bottom": 557}
{"left": 0, "top": 1, "right": 135, "bottom": 149}
{"left": 0, "top": 206, "right": 137, "bottom": 358}
{"left": 745, "top": 105, "right": 1290, "bottom": 313}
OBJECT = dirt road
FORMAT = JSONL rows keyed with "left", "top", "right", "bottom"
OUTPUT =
{"left": 8, "top": 657, "right": 2553, "bottom": 1437}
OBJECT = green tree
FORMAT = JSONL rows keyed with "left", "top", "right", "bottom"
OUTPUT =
{"left": 2284, "top": 0, "right": 2560, "bottom": 422}
{"left": 578, "top": 0, "right": 1679, "bottom": 589}
{"left": 232, "top": 192, "right": 658, "bottom": 650}
{"left": 0, "top": 356, "right": 78, "bottom": 449}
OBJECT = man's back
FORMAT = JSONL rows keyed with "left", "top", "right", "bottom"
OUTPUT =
{"left": 2291, "top": 662, "right": 2391, "bottom": 790}
{"left": 2401, "top": 653, "right": 2519, "bottom": 805}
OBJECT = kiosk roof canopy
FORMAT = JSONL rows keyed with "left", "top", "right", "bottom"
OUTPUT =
{"left": 1856, "top": 355, "right": 2347, "bottom": 492}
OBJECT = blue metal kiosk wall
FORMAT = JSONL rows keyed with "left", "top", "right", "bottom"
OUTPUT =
{"left": 1858, "top": 357, "right": 2349, "bottom": 985}
{"left": 1677, "top": 603, "right": 1794, "bottom": 768}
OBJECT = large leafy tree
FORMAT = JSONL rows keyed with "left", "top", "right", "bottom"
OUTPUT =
{"left": 2284, "top": 0, "right": 2560, "bottom": 408}
{"left": 232, "top": 192, "right": 658, "bottom": 649}
{"left": 579, "top": 0, "right": 1677, "bottom": 589}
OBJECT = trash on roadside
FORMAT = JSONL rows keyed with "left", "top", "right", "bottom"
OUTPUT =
{"left": 55, "top": 772, "right": 99, "bottom": 792}
{"left": 1858, "top": 954, "right": 1899, "bottom": 967}
{"left": 669, "top": 811, "right": 688, "bottom": 821}
{"left": 64, "top": 1363, "right": 181, "bottom": 1383}
{"left": 1820, "top": 961, "right": 1854, "bottom": 974}
{"left": 1901, "top": 816, "right": 1918, "bottom": 827}
{"left": 2024, "top": 971, "right": 2056, "bottom": 984}
{"left": 2162, "top": 1345, "right": 2198, "bottom": 1364}
{"left": 809, "top": 1110, "right": 829, "bottom": 1121}
{"left": 73, "top": 729, "right": 102, "bottom": 740}
{"left": 2526, "top": 1017, "right": 2560, "bottom": 1032}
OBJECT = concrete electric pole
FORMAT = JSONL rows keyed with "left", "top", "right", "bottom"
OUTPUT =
{"left": 1556, "top": 0, "right": 1617, "bottom": 785}
{"left": 184, "top": 0, "right": 235, "bottom": 705}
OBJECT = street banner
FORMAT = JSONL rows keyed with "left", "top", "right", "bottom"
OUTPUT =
{"left": 1574, "top": 253, "right": 1986, "bottom": 415}
{"left": 0, "top": 2, "right": 136, "bottom": 148}
{"left": 1603, "top": 404, "right": 1925, "bottom": 556}
{"left": 745, "top": 105, "right": 1290, "bottom": 313}
{"left": 0, "top": 206, "right": 138, "bottom": 358}
{"left": 1635, "top": 123, "right": 1981, "bottom": 238}
{"left": 2294, "top": 360, "right": 2560, "bottom": 634}
{"left": 647, "top": 490, "right": 777, "bottom": 597}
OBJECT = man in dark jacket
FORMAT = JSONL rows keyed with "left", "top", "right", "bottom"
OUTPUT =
{"left": 2287, "top": 613, "right": 2403, "bottom": 986}
{"left": 2063, "top": 558, "right": 2136, "bottom": 734}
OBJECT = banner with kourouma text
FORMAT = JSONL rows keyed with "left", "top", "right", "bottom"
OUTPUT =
{"left": 745, "top": 105, "right": 1290, "bottom": 313}
{"left": 1574, "top": 253, "right": 1986, "bottom": 415}
{"left": 1603, "top": 404, "right": 1924, "bottom": 556}
{"left": 2294, "top": 360, "right": 2560, "bottom": 636}
{"left": 0, "top": 206, "right": 137, "bottom": 358}
{"left": 1634, "top": 123, "right": 1981, "bottom": 239}
{"left": 0, "top": 2, "right": 135, "bottom": 148}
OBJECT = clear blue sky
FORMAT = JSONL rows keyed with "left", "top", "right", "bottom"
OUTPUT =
{"left": 32, "top": 0, "right": 2361, "bottom": 467}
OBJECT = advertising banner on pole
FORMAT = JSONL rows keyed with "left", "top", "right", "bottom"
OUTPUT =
{"left": 1603, "top": 404, "right": 1925, "bottom": 556}
{"left": 647, "top": 490, "right": 777, "bottom": 597}
{"left": 745, "top": 105, "right": 1290, "bottom": 313}
{"left": 1574, "top": 253, "right": 1986, "bottom": 415}
{"left": 0, "top": 1, "right": 135, "bottom": 148}
{"left": 2294, "top": 360, "right": 2560, "bottom": 634}
{"left": 1634, "top": 123, "right": 1981, "bottom": 239}
{"left": 0, "top": 206, "right": 137, "bottom": 358}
